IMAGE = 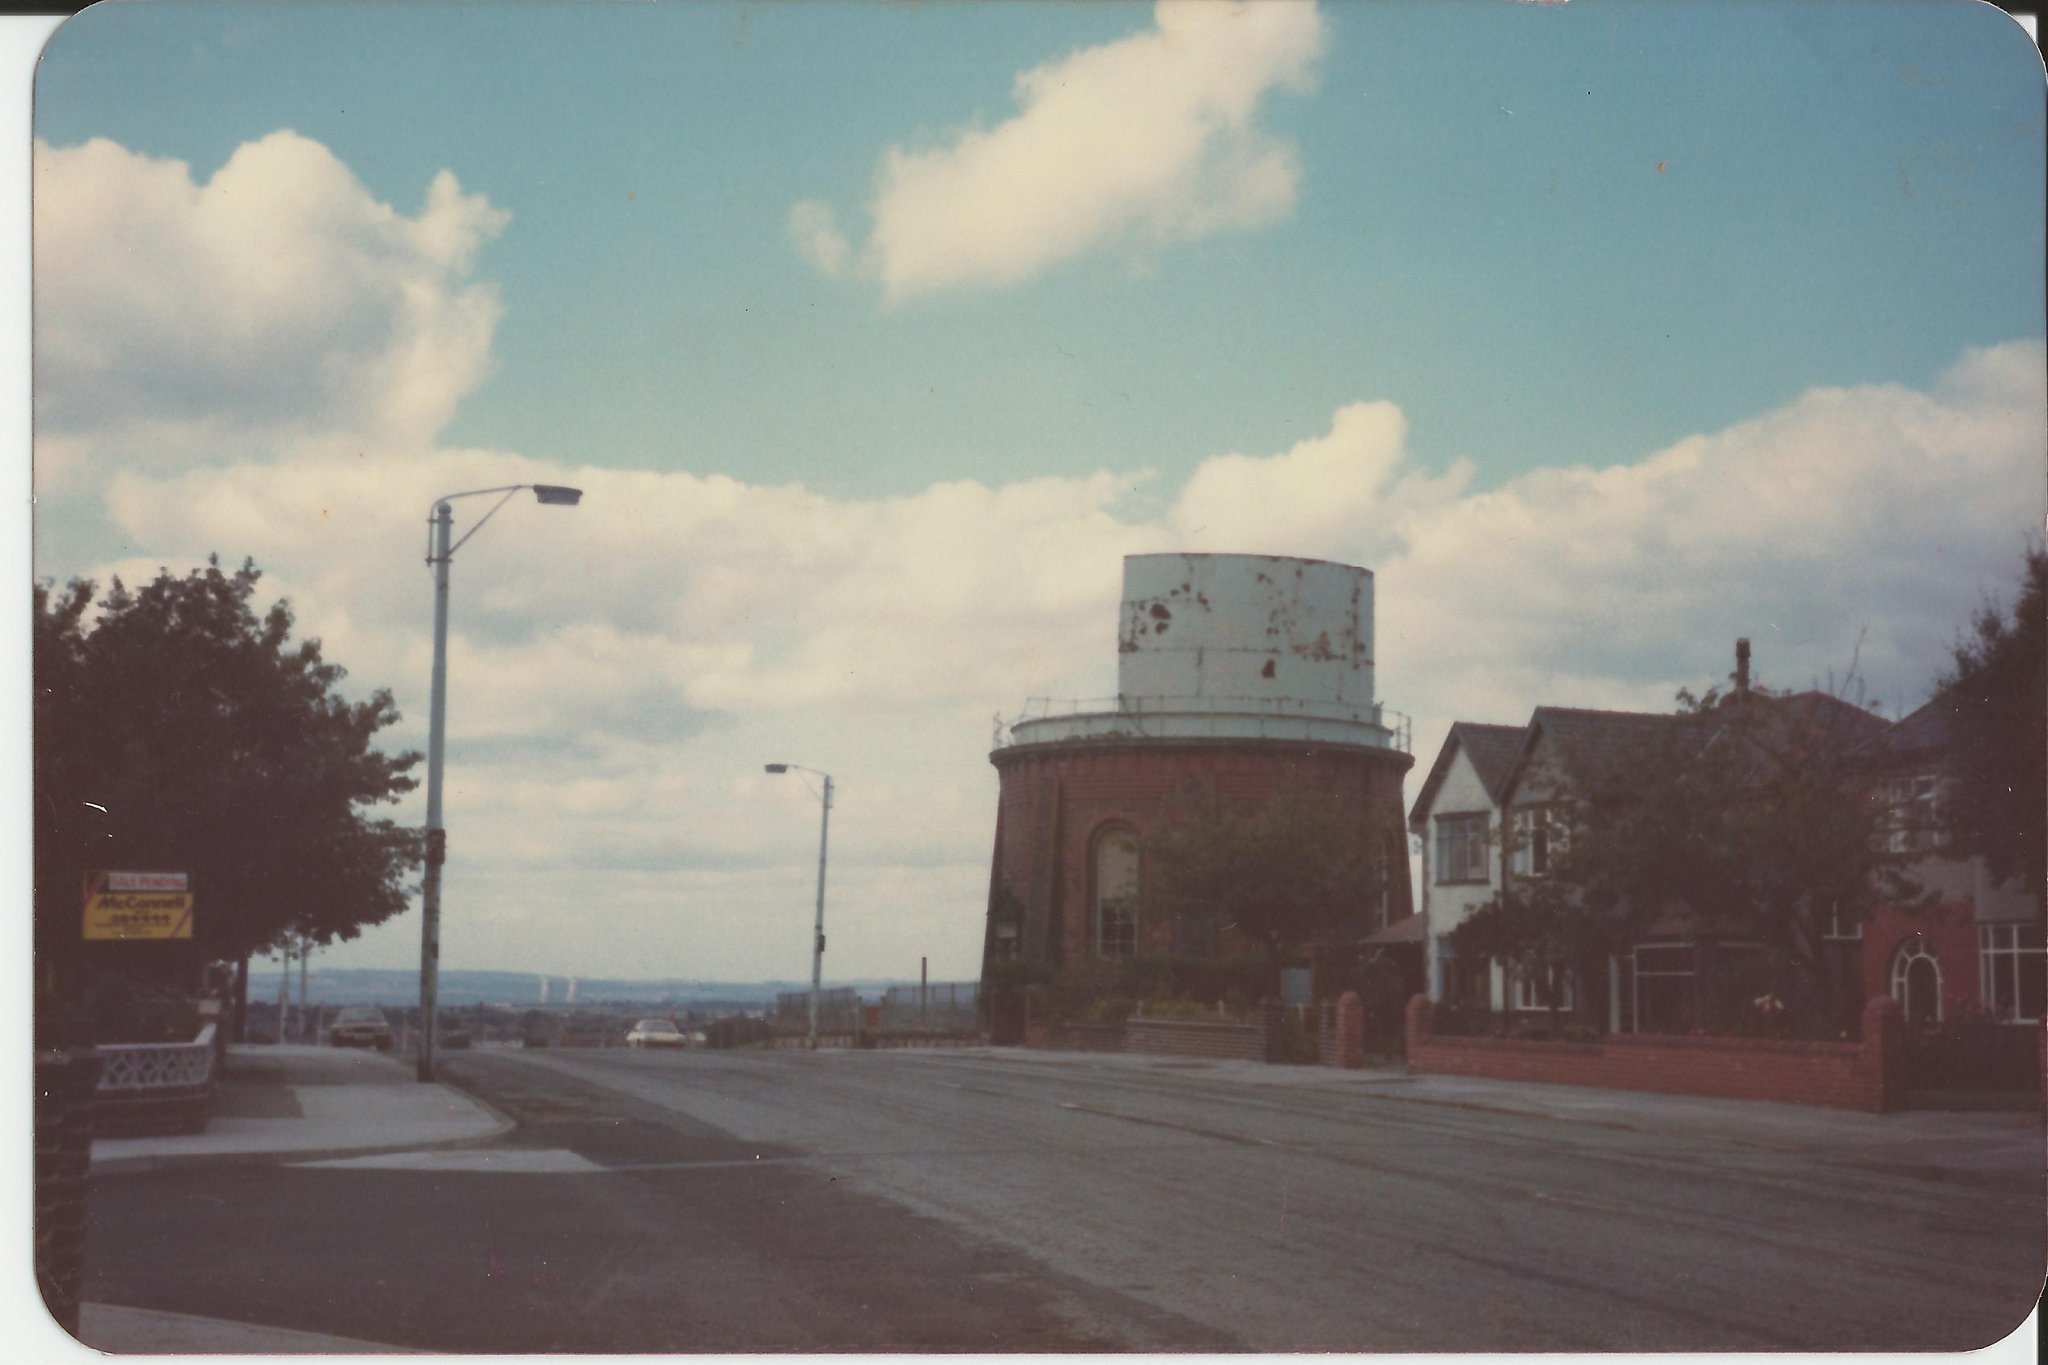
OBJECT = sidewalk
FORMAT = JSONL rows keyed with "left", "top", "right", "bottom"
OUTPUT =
{"left": 75, "top": 1043, "right": 508, "bottom": 1355}
{"left": 89, "top": 1042, "right": 510, "bottom": 1174}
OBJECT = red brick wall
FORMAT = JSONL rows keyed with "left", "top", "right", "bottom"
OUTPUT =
{"left": 1404, "top": 994, "right": 1903, "bottom": 1113}
{"left": 989, "top": 739, "right": 1413, "bottom": 968}
{"left": 1861, "top": 902, "right": 1980, "bottom": 1021}
{"left": 1022, "top": 1020, "right": 1126, "bottom": 1053}
{"left": 1124, "top": 1017, "right": 1266, "bottom": 1062}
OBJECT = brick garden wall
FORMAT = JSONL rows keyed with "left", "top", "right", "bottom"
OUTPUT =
{"left": 1405, "top": 994, "right": 1903, "bottom": 1113}
{"left": 1123, "top": 1017, "right": 1266, "bottom": 1062}
{"left": 1022, "top": 1020, "right": 1126, "bottom": 1053}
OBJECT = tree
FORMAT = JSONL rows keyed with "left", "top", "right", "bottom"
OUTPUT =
{"left": 1135, "top": 785, "right": 1396, "bottom": 993}
{"left": 1932, "top": 548, "right": 2045, "bottom": 899}
{"left": 1451, "top": 685, "right": 1921, "bottom": 1029}
{"left": 34, "top": 558, "right": 422, "bottom": 993}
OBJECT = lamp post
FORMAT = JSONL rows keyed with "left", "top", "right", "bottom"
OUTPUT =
{"left": 418, "top": 483, "right": 583, "bottom": 1082}
{"left": 765, "top": 763, "right": 833, "bottom": 1051}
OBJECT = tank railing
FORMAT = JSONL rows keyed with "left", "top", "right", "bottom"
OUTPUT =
{"left": 996, "top": 698, "right": 1413, "bottom": 752}
{"left": 1009, "top": 692, "right": 1393, "bottom": 722}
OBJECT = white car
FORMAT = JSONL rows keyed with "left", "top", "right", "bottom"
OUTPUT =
{"left": 625, "top": 1018, "right": 685, "bottom": 1049}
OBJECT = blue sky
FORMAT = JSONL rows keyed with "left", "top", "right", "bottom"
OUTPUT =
{"left": 35, "top": 0, "right": 2041, "bottom": 502}
{"left": 25, "top": 1, "right": 2046, "bottom": 984}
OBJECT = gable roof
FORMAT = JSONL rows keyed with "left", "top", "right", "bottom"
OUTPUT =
{"left": 1498, "top": 705, "right": 1684, "bottom": 805}
{"left": 1459, "top": 723, "right": 1527, "bottom": 796}
{"left": 1499, "top": 691, "right": 1898, "bottom": 805}
{"left": 1407, "top": 721, "right": 1524, "bottom": 831}
{"left": 1858, "top": 696, "right": 1952, "bottom": 767}
{"left": 1762, "top": 689, "right": 1895, "bottom": 757}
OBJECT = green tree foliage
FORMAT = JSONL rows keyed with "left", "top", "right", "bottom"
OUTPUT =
{"left": 34, "top": 559, "right": 422, "bottom": 980}
{"left": 1451, "top": 686, "right": 1920, "bottom": 1026}
{"left": 1933, "top": 548, "right": 2045, "bottom": 899}
{"left": 1135, "top": 785, "right": 1393, "bottom": 992}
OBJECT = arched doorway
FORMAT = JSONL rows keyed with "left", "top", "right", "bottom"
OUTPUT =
{"left": 1889, "top": 937, "right": 1943, "bottom": 1025}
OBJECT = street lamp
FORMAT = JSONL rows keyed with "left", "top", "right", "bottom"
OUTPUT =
{"left": 765, "top": 763, "right": 833, "bottom": 1051}
{"left": 417, "top": 483, "right": 583, "bottom": 1082}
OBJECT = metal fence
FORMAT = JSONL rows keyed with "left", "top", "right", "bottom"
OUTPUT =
{"left": 878, "top": 981, "right": 979, "bottom": 1032}
{"left": 775, "top": 987, "right": 863, "bottom": 1038}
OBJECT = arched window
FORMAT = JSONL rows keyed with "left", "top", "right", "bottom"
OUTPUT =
{"left": 1890, "top": 937, "right": 1943, "bottom": 1025}
{"left": 1092, "top": 825, "right": 1139, "bottom": 959}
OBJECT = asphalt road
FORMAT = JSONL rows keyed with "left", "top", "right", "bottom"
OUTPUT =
{"left": 88, "top": 1046, "right": 2044, "bottom": 1352}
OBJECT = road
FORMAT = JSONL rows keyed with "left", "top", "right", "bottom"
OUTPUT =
{"left": 87, "top": 1046, "right": 2044, "bottom": 1352}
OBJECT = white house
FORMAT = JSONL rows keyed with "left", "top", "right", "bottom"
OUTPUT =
{"left": 1407, "top": 721, "right": 1523, "bottom": 1009}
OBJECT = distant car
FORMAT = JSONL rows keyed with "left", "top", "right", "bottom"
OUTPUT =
{"left": 328, "top": 1006, "right": 394, "bottom": 1051}
{"left": 625, "top": 1018, "right": 685, "bottom": 1049}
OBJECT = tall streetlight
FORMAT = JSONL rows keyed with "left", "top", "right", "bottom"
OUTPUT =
{"left": 418, "top": 483, "right": 583, "bottom": 1082}
{"left": 765, "top": 763, "right": 833, "bottom": 1051}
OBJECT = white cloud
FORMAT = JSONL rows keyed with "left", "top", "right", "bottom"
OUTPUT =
{"left": 33, "top": 131, "right": 507, "bottom": 488}
{"left": 799, "top": 0, "right": 1326, "bottom": 300}
{"left": 39, "top": 135, "right": 2045, "bottom": 983}
{"left": 87, "top": 337, "right": 2047, "bottom": 979}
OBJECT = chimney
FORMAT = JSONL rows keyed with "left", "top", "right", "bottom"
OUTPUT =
{"left": 1735, "top": 638, "right": 1751, "bottom": 700}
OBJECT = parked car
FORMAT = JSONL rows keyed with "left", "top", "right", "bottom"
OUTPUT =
{"left": 328, "top": 1006, "right": 394, "bottom": 1051}
{"left": 625, "top": 1018, "right": 685, "bottom": 1049}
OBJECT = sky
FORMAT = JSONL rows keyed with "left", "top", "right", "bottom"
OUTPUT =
{"left": 22, "top": 0, "right": 2046, "bottom": 988}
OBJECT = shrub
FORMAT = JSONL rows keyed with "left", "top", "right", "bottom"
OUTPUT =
{"left": 1429, "top": 1003, "right": 1503, "bottom": 1039}
{"left": 1082, "top": 995, "right": 1135, "bottom": 1024}
{"left": 1138, "top": 996, "right": 1246, "bottom": 1022}
{"left": 88, "top": 975, "right": 200, "bottom": 1045}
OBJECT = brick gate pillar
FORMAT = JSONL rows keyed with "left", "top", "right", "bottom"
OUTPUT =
{"left": 1335, "top": 991, "right": 1365, "bottom": 1069}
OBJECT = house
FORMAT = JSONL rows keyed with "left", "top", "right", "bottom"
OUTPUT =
{"left": 1408, "top": 656, "right": 2040, "bottom": 1050}
{"left": 1853, "top": 698, "right": 2042, "bottom": 1034}
{"left": 1405, "top": 721, "right": 1523, "bottom": 1010}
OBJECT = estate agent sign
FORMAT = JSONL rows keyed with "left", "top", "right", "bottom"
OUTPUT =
{"left": 83, "top": 870, "right": 194, "bottom": 940}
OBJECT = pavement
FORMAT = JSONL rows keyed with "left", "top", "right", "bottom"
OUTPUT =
{"left": 64, "top": 1039, "right": 2044, "bottom": 1354}
{"left": 73, "top": 1043, "right": 507, "bottom": 1355}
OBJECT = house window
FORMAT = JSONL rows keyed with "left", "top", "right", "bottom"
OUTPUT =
{"left": 1509, "top": 807, "right": 1567, "bottom": 878}
{"left": 1439, "top": 947, "right": 1491, "bottom": 1008}
{"left": 1632, "top": 944, "right": 1696, "bottom": 1034}
{"left": 1434, "top": 814, "right": 1488, "bottom": 884}
{"left": 1092, "top": 826, "right": 1139, "bottom": 959}
{"left": 1876, "top": 774, "right": 1942, "bottom": 853}
{"left": 1889, "top": 937, "right": 1942, "bottom": 1025}
{"left": 1513, "top": 961, "right": 1575, "bottom": 1011}
{"left": 1979, "top": 924, "right": 2045, "bottom": 1024}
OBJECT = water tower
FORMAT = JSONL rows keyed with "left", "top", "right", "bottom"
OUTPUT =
{"left": 982, "top": 553, "right": 1413, "bottom": 979}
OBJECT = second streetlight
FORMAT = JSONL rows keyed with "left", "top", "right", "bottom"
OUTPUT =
{"left": 765, "top": 763, "right": 832, "bottom": 1050}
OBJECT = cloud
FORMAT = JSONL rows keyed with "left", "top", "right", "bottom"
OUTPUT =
{"left": 92, "top": 341, "right": 2045, "bottom": 951}
{"left": 798, "top": 0, "right": 1327, "bottom": 300}
{"left": 39, "top": 136, "right": 2043, "bottom": 980}
{"left": 33, "top": 131, "right": 507, "bottom": 489}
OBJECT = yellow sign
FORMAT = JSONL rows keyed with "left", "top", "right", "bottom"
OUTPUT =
{"left": 83, "top": 871, "right": 194, "bottom": 941}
